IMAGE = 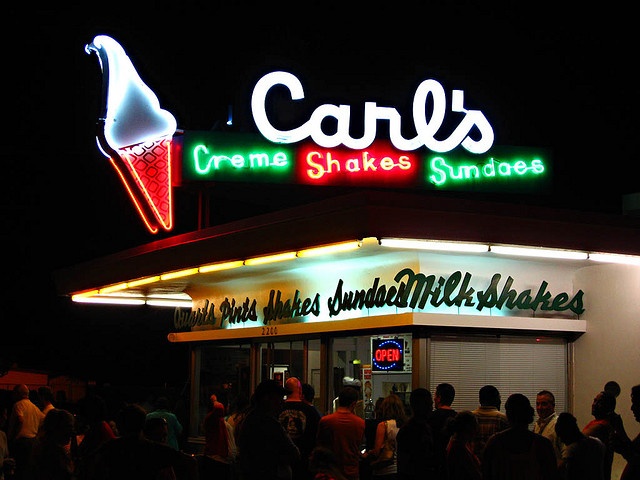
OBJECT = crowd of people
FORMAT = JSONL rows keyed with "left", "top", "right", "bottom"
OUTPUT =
{"left": 1, "top": 379, "right": 639, "bottom": 480}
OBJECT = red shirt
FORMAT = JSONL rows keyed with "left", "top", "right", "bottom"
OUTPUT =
{"left": 317, "top": 408, "right": 365, "bottom": 480}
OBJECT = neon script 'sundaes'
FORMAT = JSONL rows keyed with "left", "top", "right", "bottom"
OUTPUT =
{"left": 251, "top": 71, "right": 494, "bottom": 154}
{"left": 429, "top": 157, "right": 545, "bottom": 186}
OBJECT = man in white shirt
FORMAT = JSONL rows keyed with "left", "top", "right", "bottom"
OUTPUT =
{"left": 7, "top": 384, "right": 44, "bottom": 480}
{"left": 533, "top": 389, "right": 565, "bottom": 463}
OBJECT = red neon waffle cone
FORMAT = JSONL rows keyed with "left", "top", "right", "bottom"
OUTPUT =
{"left": 116, "top": 136, "right": 173, "bottom": 231}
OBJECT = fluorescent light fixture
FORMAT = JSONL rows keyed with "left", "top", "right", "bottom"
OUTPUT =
{"left": 379, "top": 238, "right": 489, "bottom": 253}
{"left": 490, "top": 245, "right": 588, "bottom": 260}
{"left": 160, "top": 268, "right": 199, "bottom": 280}
{"left": 127, "top": 276, "right": 161, "bottom": 287}
{"left": 73, "top": 296, "right": 146, "bottom": 306}
{"left": 99, "top": 283, "right": 129, "bottom": 294}
{"left": 199, "top": 260, "right": 244, "bottom": 273}
{"left": 244, "top": 251, "right": 297, "bottom": 266}
{"left": 146, "top": 298, "right": 193, "bottom": 308}
{"left": 589, "top": 253, "right": 640, "bottom": 265}
{"left": 297, "top": 241, "right": 361, "bottom": 258}
{"left": 72, "top": 290, "right": 100, "bottom": 300}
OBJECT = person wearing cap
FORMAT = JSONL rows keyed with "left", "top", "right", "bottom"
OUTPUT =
{"left": 237, "top": 379, "right": 300, "bottom": 480}
{"left": 333, "top": 378, "right": 364, "bottom": 418}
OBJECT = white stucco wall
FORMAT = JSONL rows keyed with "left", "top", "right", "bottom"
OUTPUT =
{"left": 574, "top": 264, "right": 640, "bottom": 480}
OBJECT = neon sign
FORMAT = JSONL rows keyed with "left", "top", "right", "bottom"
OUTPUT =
{"left": 85, "top": 35, "right": 550, "bottom": 234}
{"left": 180, "top": 132, "right": 295, "bottom": 183}
{"left": 429, "top": 156, "right": 546, "bottom": 187}
{"left": 251, "top": 71, "right": 494, "bottom": 153}
{"left": 86, "top": 35, "right": 177, "bottom": 233}
{"left": 371, "top": 338, "right": 405, "bottom": 372}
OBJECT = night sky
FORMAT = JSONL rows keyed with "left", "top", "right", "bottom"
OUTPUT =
{"left": 2, "top": 4, "right": 637, "bottom": 387}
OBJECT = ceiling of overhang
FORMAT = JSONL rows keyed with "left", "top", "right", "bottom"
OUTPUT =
{"left": 53, "top": 190, "right": 640, "bottom": 302}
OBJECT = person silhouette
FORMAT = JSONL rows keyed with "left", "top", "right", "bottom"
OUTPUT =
{"left": 428, "top": 382, "right": 457, "bottom": 480}
{"left": 482, "top": 393, "right": 557, "bottom": 480}
{"left": 6, "top": 384, "right": 44, "bottom": 480}
{"left": 279, "top": 377, "right": 321, "bottom": 480}
{"left": 611, "top": 384, "right": 640, "bottom": 480}
{"left": 446, "top": 410, "right": 481, "bottom": 480}
{"left": 583, "top": 391, "right": 616, "bottom": 480}
{"left": 28, "top": 409, "right": 76, "bottom": 480}
{"left": 238, "top": 379, "right": 300, "bottom": 480}
{"left": 145, "top": 396, "right": 183, "bottom": 451}
{"left": 471, "top": 385, "right": 508, "bottom": 461}
{"left": 90, "top": 403, "right": 197, "bottom": 479}
{"left": 396, "top": 388, "right": 437, "bottom": 480}
{"left": 555, "top": 412, "right": 605, "bottom": 480}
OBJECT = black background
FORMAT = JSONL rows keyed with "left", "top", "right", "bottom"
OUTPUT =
{"left": 2, "top": 3, "right": 637, "bottom": 388}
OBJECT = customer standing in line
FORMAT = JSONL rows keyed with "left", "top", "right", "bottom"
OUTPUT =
{"left": 367, "top": 394, "right": 407, "bottom": 480}
{"left": 471, "top": 385, "right": 509, "bottom": 461}
{"left": 396, "top": 388, "right": 436, "bottom": 480}
{"left": 611, "top": 384, "right": 640, "bottom": 480}
{"left": 482, "top": 393, "right": 557, "bottom": 480}
{"left": 316, "top": 386, "right": 366, "bottom": 480}
{"left": 427, "top": 382, "right": 457, "bottom": 480}
{"left": 145, "top": 396, "right": 183, "bottom": 451}
{"left": 238, "top": 379, "right": 300, "bottom": 480}
{"left": 582, "top": 391, "right": 616, "bottom": 480}
{"left": 555, "top": 412, "right": 604, "bottom": 480}
{"left": 6, "top": 384, "right": 44, "bottom": 480}
{"left": 533, "top": 390, "right": 565, "bottom": 464}
{"left": 446, "top": 410, "right": 481, "bottom": 480}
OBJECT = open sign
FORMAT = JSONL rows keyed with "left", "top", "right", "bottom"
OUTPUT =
{"left": 372, "top": 338, "right": 405, "bottom": 372}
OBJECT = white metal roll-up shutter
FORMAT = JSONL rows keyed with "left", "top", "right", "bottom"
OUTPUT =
{"left": 429, "top": 335, "right": 567, "bottom": 414}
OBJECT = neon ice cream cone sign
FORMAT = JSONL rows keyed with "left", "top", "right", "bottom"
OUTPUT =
{"left": 86, "top": 35, "right": 177, "bottom": 233}
{"left": 86, "top": 35, "right": 547, "bottom": 234}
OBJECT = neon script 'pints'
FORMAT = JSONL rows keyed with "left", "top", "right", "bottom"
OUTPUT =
{"left": 252, "top": 71, "right": 494, "bottom": 154}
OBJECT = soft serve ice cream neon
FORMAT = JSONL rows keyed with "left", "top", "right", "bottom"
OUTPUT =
{"left": 86, "top": 35, "right": 177, "bottom": 233}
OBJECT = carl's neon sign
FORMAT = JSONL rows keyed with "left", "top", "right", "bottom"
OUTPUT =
{"left": 251, "top": 71, "right": 494, "bottom": 153}
{"left": 86, "top": 35, "right": 548, "bottom": 234}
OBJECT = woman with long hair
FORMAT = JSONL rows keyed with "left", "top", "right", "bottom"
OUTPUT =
{"left": 367, "top": 394, "right": 408, "bottom": 480}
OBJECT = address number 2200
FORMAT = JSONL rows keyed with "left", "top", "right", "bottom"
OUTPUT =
{"left": 262, "top": 326, "right": 278, "bottom": 336}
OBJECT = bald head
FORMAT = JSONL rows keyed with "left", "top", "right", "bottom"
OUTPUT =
{"left": 13, "top": 384, "right": 29, "bottom": 400}
{"left": 285, "top": 377, "right": 302, "bottom": 401}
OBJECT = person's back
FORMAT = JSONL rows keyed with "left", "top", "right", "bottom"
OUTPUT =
{"left": 317, "top": 387, "right": 365, "bottom": 480}
{"left": 368, "top": 393, "right": 406, "bottom": 478}
{"left": 396, "top": 388, "right": 437, "bottom": 480}
{"left": 427, "top": 382, "right": 456, "bottom": 480}
{"left": 279, "top": 377, "right": 321, "bottom": 480}
{"left": 556, "top": 412, "right": 605, "bottom": 480}
{"left": 37, "top": 386, "right": 55, "bottom": 417}
{"left": 446, "top": 411, "right": 481, "bottom": 480}
{"left": 7, "top": 384, "right": 45, "bottom": 480}
{"left": 91, "top": 403, "right": 196, "bottom": 480}
{"left": 482, "top": 394, "right": 557, "bottom": 480}
{"left": 28, "top": 408, "right": 75, "bottom": 480}
{"left": 238, "top": 379, "right": 300, "bottom": 480}
{"left": 471, "top": 385, "right": 509, "bottom": 460}
{"left": 202, "top": 398, "right": 237, "bottom": 480}
{"left": 145, "top": 396, "right": 183, "bottom": 451}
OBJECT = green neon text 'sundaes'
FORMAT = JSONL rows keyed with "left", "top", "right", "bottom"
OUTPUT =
{"left": 428, "top": 156, "right": 545, "bottom": 186}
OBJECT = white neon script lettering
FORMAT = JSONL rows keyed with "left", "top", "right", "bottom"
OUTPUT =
{"left": 251, "top": 71, "right": 494, "bottom": 154}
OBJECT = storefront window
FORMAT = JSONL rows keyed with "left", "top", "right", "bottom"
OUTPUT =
{"left": 329, "top": 333, "right": 413, "bottom": 416}
{"left": 192, "top": 344, "right": 251, "bottom": 437}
